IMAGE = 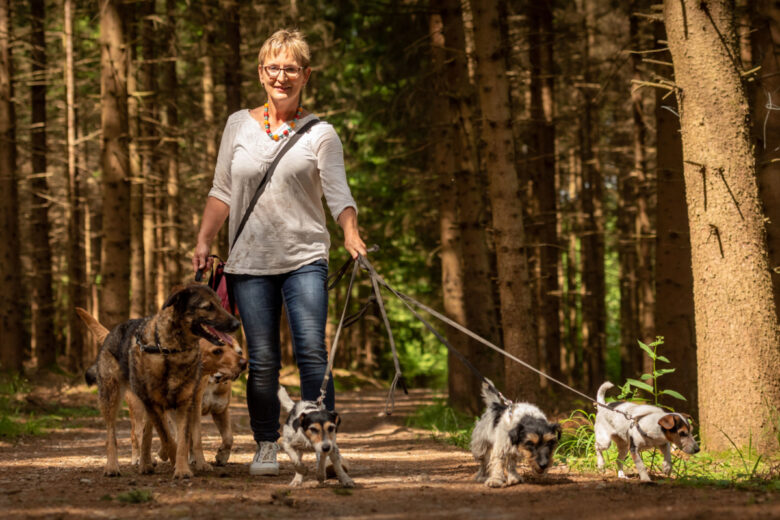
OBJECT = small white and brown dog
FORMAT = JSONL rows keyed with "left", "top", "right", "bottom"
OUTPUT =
{"left": 277, "top": 385, "right": 354, "bottom": 488}
{"left": 470, "top": 380, "right": 561, "bottom": 488}
{"left": 594, "top": 381, "right": 699, "bottom": 482}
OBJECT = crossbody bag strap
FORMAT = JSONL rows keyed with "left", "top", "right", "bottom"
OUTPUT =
{"left": 230, "top": 118, "right": 321, "bottom": 251}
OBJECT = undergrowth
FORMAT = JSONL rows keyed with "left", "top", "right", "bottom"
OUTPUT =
{"left": 405, "top": 398, "right": 475, "bottom": 450}
{"left": 0, "top": 374, "right": 99, "bottom": 440}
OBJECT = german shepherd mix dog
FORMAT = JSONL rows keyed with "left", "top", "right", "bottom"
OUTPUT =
{"left": 78, "top": 308, "right": 247, "bottom": 469}
{"left": 82, "top": 285, "right": 240, "bottom": 479}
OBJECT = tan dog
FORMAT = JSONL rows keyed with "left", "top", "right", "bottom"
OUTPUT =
{"left": 78, "top": 284, "right": 240, "bottom": 479}
{"left": 78, "top": 307, "right": 247, "bottom": 470}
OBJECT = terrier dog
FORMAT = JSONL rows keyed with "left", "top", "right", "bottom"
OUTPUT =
{"left": 594, "top": 381, "right": 699, "bottom": 482}
{"left": 277, "top": 385, "right": 354, "bottom": 488}
{"left": 470, "top": 380, "right": 561, "bottom": 488}
{"left": 81, "top": 285, "right": 240, "bottom": 478}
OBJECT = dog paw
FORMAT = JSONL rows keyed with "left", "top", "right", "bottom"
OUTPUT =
{"left": 138, "top": 463, "right": 155, "bottom": 475}
{"left": 505, "top": 475, "right": 522, "bottom": 486}
{"left": 193, "top": 461, "right": 213, "bottom": 472}
{"left": 340, "top": 477, "right": 355, "bottom": 488}
{"left": 289, "top": 475, "right": 304, "bottom": 487}
{"left": 484, "top": 477, "right": 506, "bottom": 488}
{"left": 103, "top": 467, "right": 121, "bottom": 477}
{"left": 214, "top": 448, "right": 230, "bottom": 466}
{"left": 173, "top": 468, "right": 194, "bottom": 480}
{"left": 617, "top": 470, "right": 626, "bottom": 479}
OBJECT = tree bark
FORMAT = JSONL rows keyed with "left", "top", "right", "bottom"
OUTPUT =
{"left": 163, "top": 0, "right": 181, "bottom": 287}
{"left": 449, "top": 0, "right": 503, "bottom": 393}
{"left": 578, "top": 0, "right": 606, "bottom": 392}
{"left": 30, "top": 0, "right": 57, "bottom": 368}
{"left": 654, "top": 24, "right": 697, "bottom": 413}
{"left": 64, "top": 0, "right": 88, "bottom": 369}
{"left": 100, "top": 0, "right": 131, "bottom": 328}
{"left": 471, "top": 0, "right": 537, "bottom": 401}
{"left": 128, "top": 2, "right": 145, "bottom": 319}
{"left": 664, "top": 0, "right": 780, "bottom": 452}
{"left": 430, "top": 0, "right": 476, "bottom": 415}
{"left": 0, "top": 0, "right": 25, "bottom": 373}
{"left": 529, "top": 0, "right": 561, "bottom": 383}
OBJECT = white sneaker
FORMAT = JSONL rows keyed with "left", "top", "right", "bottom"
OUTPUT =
{"left": 249, "top": 441, "right": 280, "bottom": 476}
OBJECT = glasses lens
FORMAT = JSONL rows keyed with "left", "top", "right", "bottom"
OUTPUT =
{"left": 265, "top": 66, "right": 300, "bottom": 78}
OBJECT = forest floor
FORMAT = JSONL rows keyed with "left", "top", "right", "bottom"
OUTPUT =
{"left": 1, "top": 379, "right": 779, "bottom": 520}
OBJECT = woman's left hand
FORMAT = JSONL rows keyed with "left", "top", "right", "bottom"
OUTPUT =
{"left": 345, "top": 231, "right": 367, "bottom": 259}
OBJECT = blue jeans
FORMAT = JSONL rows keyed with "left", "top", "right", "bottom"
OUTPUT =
{"left": 228, "top": 259, "right": 335, "bottom": 443}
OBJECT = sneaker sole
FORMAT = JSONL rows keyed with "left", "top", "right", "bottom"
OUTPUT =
{"left": 249, "top": 465, "right": 280, "bottom": 476}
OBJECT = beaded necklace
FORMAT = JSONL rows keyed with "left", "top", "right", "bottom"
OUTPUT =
{"left": 264, "top": 103, "right": 303, "bottom": 141}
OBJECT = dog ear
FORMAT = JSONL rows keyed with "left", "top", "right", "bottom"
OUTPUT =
{"left": 162, "top": 285, "right": 193, "bottom": 314}
{"left": 294, "top": 412, "right": 310, "bottom": 432}
{"left": 658, "top": 414, "right": 676, "bottom": 430}
{"left": 508, "top": 423, "right": 524, "bottom": 445}
{"left": 329, "top": 411, "right": 341, "bottom": 429}
{"left": 552, "top": 422, "right": 562, "bottom": 440}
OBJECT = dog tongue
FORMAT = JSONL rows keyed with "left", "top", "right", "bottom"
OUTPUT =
{"left": 207, "top": 326, "right": 234, "bottom": 345}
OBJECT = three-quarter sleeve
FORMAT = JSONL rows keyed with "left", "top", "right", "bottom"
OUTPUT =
{"left": 207, "top": 113, "right": 242, "bottom": 206}
{"left": 311, "top": 124, "right": 357, "bottom": 221}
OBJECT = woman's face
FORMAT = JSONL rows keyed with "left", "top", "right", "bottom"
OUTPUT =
{"left": 259, "top": 49, "right": 311, "bottom": 106}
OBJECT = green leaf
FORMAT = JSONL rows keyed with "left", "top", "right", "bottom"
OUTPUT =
{"left": 625, "top": 378, "right": 654, "bottom": 392}
{"left": 638, "top": 340, "right": 656, "bottom": 359}
{"left": 656, "top": 355, "right": 670, "bottom": 363}
{"left": 653, "top": 368, "right": 675, "bottom": 376}
{"left": 659, "top": 389, "right": 687, "bottom": 401}
{"left": 640, "top": 373, "right": 654, "bottom": 381}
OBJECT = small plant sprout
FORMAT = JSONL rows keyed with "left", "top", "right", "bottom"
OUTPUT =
{"left": 616, "top": 336, "right": 686, "bottom": 409}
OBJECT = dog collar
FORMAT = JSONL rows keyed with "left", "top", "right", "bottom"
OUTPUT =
{"left": 135, "top": 323, "right": 184, "bottom": 355}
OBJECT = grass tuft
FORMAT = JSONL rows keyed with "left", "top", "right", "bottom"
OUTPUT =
{"left": 405, "top": 399, "right": 475, "bottom": 450}
{"left": 116, "top": 489, "right": 153, "bottom": 504}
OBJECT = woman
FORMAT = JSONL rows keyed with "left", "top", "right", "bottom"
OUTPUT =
{"left": 192, "top": 29, "right": 366, "bottom": 476}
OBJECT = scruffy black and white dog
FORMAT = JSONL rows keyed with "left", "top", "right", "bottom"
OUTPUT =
{"left": 470, "top": 380, "right": 561, "bottom": 488}
{"left": 277, "top": 386, "right": 354, "bottom": 488}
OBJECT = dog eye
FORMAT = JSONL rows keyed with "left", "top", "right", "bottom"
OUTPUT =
{"left": 309, "top": 427, "right": 319, "bottom": 434}
{"left": 212, "top": 348, "right": 223, "bottom": 356}
{"left": 525, "top": 441, "right": 536, "bottom": 448}
{"left": 679, "top": 431, "right": 688, "bottom": 437}
{"left": 327, "top": 425, "right": 335, "bottom": 433}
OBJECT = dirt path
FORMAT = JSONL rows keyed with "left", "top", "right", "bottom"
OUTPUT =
{"left": 0, "top": 387, "right": 778, "bottom": 519}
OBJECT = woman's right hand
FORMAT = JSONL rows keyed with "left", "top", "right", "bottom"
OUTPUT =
{"left": 192, "top": 241, "right": 214, "bottom": 275}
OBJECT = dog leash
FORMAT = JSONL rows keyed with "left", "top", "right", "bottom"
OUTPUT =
{"left": 344, "top": 247, "right": 638, "bottom": 420}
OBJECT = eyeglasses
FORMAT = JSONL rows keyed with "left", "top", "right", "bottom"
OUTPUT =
{"left": 264, "top": 65, "right": 303, "bottom": 79}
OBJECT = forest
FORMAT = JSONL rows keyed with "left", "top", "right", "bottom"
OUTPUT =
{"left": 0, "top": 0, "right": 779, "bottom": 497}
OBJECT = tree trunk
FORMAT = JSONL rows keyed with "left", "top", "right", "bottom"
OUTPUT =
{"left": 448, "top": 0, "right": 503, "bottom": 392}
{"left": 654, "top": 24, "right": 697, "bottom": 413}
{"left": 201, "top": 0, "right": 218, "bottom": 194}
{"left": 529, "top": 0, "right": 561, "bottom": 383}
{"left": 128, "top": 3, "right": 145, "bottom": 319}
{"left": 140, "top": 0, "right": 158, "bottom": 315}
{"left": 218, "top": 0, "right": 241, "bottom": 258}
{"left": 754, "top": 5, "right": 780, "bottom": 322}
{"left": 30, "top": 0, "right": 57, "bottom": 368}
{"left": 0, "top": 0, "right": 24, "bottom": 373}
{"left": 471, "top": 0, "right": 537, "bottom": 401}
{"left": 664, "top": 0, "right": 780, "bottom": 452}
{"left": 64, "top": 0, "right": 88, "bottom": 369}
{"left": 430, "top": 1, "right": 476, "bottom": 415}
{"left": 163, "top": 0, "right": 181, "bottom": 287}
{"left": 100, "top": 0, "right": 131, "bottom": 329}
{"left": 578, "top": 0, "right": 605, "bottom": 392}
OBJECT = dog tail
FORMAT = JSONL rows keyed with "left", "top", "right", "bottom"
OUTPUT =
{"left": 596, "top": 381, "right": 614, "bottom": 405}
{"left": 480, "top": 378, "right": 502, "bottom": 406}
{"left": 75, "top": 307, "right": 110, "bottom": 346}
{"left": 277, "top": 385, "right": 295, "bottom": 413}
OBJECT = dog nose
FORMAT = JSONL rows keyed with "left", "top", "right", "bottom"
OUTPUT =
{"left": 321, "top": 443, "right": 331, "bottom": 452}
{"left": 693, "top": 445, "right": 700, "bottom": 454}
{"left": 239, "top": 358, "right": 248, "bottom": 369}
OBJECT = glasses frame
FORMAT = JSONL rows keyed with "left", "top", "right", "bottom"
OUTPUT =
{"left": 263, "top": 65, "right": 303, "bottom": 79}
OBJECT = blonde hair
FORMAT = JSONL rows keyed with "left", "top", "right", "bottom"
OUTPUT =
{"left": 257, "top": 29, "right": 311, "bottom": 68}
